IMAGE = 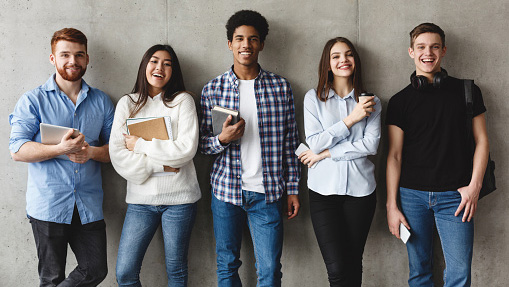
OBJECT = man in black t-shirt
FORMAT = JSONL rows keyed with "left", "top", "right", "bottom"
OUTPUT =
{"left": 385, "top": 23, "right": 489, "bottom": 287}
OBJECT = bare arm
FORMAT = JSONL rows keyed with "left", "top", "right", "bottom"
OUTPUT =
{"left": 386, "top": 125, "right": 410, "bottom": 238}
{"left": 455, "top": 113, "right": 489, "bottom": 222}
{"left": 11, "top": 129, "right": 85, "bottom": 163}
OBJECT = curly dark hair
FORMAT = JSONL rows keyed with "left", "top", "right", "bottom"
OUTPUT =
{"left": 226, "top": 10, "right": 269, "bottom": 43}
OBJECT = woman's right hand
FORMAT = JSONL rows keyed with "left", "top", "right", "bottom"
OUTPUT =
{"left": 343, "top": 96, "right": 375, "bottom": 128}
{"left": 387, "top": 206, "right": 410, "bottom": 239}
{"left": 298, "top": 149, "right": 330, "bottom": 168}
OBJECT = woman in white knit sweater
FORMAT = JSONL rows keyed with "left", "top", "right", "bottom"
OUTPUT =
{"left": 109, "top": 44, "right": 201, "bottom": 287}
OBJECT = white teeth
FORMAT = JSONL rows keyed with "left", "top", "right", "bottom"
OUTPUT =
{"left": 153, "top": 73, "right": 163, "bottom": 78}
{"left": 422, "top": 59, "right": 434, "bottom": 62}
{"left": 240, "top": 52, "right": 251, "bottom": 55}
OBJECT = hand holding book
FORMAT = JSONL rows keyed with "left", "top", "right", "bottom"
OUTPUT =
{"left": 218, "top": 115, "right": 245, "bottom": 145}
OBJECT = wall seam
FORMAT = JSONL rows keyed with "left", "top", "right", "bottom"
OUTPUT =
{"left": 357, "top": 0, "right": 360, "bottom": 43}
{"left": 166, "top": 0, "right": 169, "bottom": 43}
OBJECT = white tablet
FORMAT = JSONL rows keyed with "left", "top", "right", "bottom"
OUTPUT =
{"left": 40, "top": 123, "right": 80, "bottom": 144}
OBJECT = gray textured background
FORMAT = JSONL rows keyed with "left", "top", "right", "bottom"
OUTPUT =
{"left": 1, "top": 1, "right": 508, "bottom": 286}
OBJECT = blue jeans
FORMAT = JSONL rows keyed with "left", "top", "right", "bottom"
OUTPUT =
{"left": 400, "top": 187, "right": 474, "bottom": 287}
{"left": 211, "top": 190, "right": 283, "bottom": 287}
{"left": 116, "top": 203, "right": 197, "bottom": 287}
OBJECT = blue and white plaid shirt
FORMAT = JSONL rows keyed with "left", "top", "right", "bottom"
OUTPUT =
{"left": 199, "top": 66, "right": 300, "bottom": 206}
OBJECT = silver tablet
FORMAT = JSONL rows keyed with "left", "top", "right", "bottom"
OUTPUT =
{"left": 40, "top": 123, "right": 80, "bottom": 144}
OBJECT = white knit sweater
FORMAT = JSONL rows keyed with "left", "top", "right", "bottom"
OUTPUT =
{"left": 109, "top": 92, "right": 201, "bottom": 205}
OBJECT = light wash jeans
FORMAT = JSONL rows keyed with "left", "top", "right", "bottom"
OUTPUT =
{"left": 211, "top": 190, "right": 283, "bottom": 287}
{"left": 116, "top": 203, "right": 197, "bottom": 287}
{"left": 400, "top": 187, "right": 474, "bottom": 287}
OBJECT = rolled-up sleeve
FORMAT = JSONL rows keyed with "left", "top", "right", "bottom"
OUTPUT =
{"left": 9, "top": 93, "right": 40, "bottom": 153}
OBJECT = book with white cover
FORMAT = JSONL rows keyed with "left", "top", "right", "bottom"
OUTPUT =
{"left": 126, "top": 116, "right": 176, "bottom": 176}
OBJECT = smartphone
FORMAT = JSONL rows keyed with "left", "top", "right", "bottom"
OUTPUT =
{"left": 400, "top": 223, "right": 411, "bottom": 244}
{"left": 295, "top": 143, "right": 317, "bottom": 169}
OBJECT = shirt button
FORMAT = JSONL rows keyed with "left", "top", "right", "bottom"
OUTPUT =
{"left": 74, "top": 113, "right": 77, "bottom": 117}
{"left": 74, "top": 189, "right": 76, "bottom": 193}
{"left": 75, "top": 170, "right": 78, "bottom": 173}
{"left": 237, "top": 160, "right": 240, "bottom": 163}
{"left": 237, "top": 175, "right": 240, "bottom": 179}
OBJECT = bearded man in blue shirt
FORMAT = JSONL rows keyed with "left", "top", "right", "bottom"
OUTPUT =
{"left": 199, "top": 10, "right": 301, "bottom": 287}
{"left": 9, "top": 28, "right": 114, "bottom": 287}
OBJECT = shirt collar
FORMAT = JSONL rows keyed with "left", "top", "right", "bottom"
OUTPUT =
{"left": 328, "top": 88, "right": 355, "bottom": 100}
{"left": 227, "top": 65, "right": 265, "bottom": 86}
{"left": 43, "top": 74, "right": 90, "bottom": 95}
{"left": 149, "top": 92, "right": 163, "bottom": 101}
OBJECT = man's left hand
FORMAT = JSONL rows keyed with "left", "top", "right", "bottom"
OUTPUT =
{"left": 455, "top": 184, "right": 481, "bottom": 222}
{"left": 67, "top": 142, "right": 92, "bottom": 164}
{"left": 286, "top": 194, "right": 300, "bottom": 219}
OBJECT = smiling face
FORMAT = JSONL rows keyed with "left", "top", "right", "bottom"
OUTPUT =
{"left": 409, "top": 32, "right": 446, "bottom": 80}
{"left": 329, "top": 42, "right": 355, "bottom": 79}
{"left": 228, "top": 25, "right": 264, "bottom": 71}
{"left": 145, "top": 50, "right": 172, "bottom": 97}
{"left": 50, "top": 40, "right": 88, "bottom": 82}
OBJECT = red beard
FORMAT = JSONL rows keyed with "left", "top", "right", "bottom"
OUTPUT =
{"left": 57, "top": 64, "right": 87, "bottom": 82}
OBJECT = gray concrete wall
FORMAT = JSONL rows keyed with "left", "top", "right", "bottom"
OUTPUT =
{"left": 1, "top": 0, "right": 508, "bottom": 286}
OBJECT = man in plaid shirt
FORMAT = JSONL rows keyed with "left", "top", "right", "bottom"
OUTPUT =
{"left": 199, "top": 10, "right": 300, "bottom": 287}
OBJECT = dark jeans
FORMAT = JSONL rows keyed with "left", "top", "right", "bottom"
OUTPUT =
{"left": 29, "top": 207, "right": 108, "bottom": 287}
{"left": 309, "top": 189, "right": 376, "bottom": 287}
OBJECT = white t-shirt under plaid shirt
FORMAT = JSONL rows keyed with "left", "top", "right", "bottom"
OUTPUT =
{"left": 199, "top": 67, "right": 300, "bottom": 206}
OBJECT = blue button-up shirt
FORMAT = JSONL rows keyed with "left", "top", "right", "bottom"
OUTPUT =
{"left": 199, "top": 67, "right": 300, "bottom": 205}
{"left": 9, "top": 75, "right": 115, "bottom": 224}
{"left": 303, "top": 89, "right": 381, "bottom": 196}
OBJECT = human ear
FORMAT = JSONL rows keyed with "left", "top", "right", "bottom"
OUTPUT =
{"left": 408, "top": 47, "right": 415, "bottom": 59}
{"left": 49, "top": 54, "right": 56, "bottom": 66}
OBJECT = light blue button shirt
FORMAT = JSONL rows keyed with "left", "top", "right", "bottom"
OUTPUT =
{"left": 9, "top": 74, "right": 115, "bottom": 224}
{"left": 303, "top": 88, "right": 381, "bottom": 196}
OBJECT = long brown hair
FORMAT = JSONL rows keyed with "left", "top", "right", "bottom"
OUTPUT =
{"left": 129, "top": 44, "right": 186, "bottom": 118}
{"left": 316, "top": 37, "right": 364, "bottom": 102}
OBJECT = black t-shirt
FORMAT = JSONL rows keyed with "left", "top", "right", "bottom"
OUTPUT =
{"left": 386, "top": 76, "right": 486, "bottom": 191}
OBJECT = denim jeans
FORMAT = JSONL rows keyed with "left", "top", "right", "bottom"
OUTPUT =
{"left": 211, "top": 190, "right": 283, "bottom": 287}
{"left": 29, "top": 207, "right": 108, "bottom": 287}
{"left": 399, "top": 187, "right": 474, "bottom": 287}
{"left": 116, "top": 203, "right": 197, "bottom": 287}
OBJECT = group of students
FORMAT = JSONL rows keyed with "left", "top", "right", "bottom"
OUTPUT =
{"left": 8, "top": 8, "right": 489, "bottom": 287}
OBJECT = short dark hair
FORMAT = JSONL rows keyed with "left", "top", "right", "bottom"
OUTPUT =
{"left": 51, "top": 28, "right": 87, "bottom": 53}
{"left": 410, "top": 23, "right": 445, "bottom": 48}
{"left": 226, "top": 10, "right": 269, "bottom": 43}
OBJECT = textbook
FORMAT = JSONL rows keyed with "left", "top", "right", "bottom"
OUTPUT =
{"left": 211, "top": 105, "right": 239, "bottom": 136}
{"left": 126, "top": 116, "right": 173, "bottom": 140}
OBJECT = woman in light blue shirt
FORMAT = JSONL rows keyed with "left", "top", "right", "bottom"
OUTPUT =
{"left": 298, "top": 37, "right": 381, "bottom": 287}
